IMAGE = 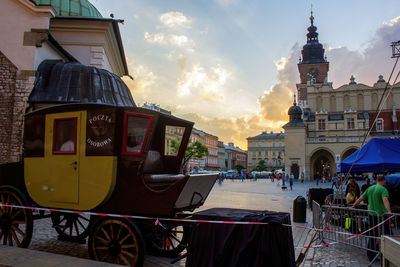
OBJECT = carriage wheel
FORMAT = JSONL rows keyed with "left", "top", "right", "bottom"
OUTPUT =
{"left": 0, "top": 187, "right": 33, "bottom": 248}
{"left": 89, "top": 218, "right": 144, "bottom": 267}
{"left": 51, "top": 212, "right": 92, "bottom": 242}
{"left": 149, "top": 223, "right": 188, "bottom": 257}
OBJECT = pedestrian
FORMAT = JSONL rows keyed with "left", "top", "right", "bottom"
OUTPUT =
{"left": 351, "top": 175, "right": 391, "bottom": 261}
{"left": 314, "top": 172, "right": 319, "bottom": 186}
{"left": 361, "top": 177, "right": 372, "bottom": 194}
{"left": 345, "top": 179, "right": 361, "bottom": 199}
{"left": 300, "top": 172, "right": 304, "bottom": 183}
{"left": 346, "top": 187, "right": 356, "bottom": 204}
{"left": 332, "top": 175, "right": 337, "bottom": 189}
{"left": 289, "top": 173, "right": 294, "bottom": 190}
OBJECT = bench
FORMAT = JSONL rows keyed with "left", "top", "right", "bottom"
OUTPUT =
{"left": 143, "top": 150, "right": 186, "bottom": 190}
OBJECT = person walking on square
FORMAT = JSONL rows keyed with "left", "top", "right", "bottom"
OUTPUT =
{"left": 332, "top": 175, "right": 337, "bottom": 189}
{"left": 289, "top": 173, "right": 294, "bottom": 190}
{"left": 351, "top": 175, "right": 391, "bottom": 261}
{"left": 314, "top": 172, "right": 319, "bottom": 186}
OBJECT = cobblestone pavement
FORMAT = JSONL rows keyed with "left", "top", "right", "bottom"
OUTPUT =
{"left": 22, "top": 179, "right": 380, "bottom": 266}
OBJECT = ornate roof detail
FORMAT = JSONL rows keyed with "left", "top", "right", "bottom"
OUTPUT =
{"left": 349, "top": 75, "right": 356, "bottom": 84}
{"left": 300, "top": 11, "right": 326, "bottom": 64}
{"left": 33, "top": 0, "right": 102, "bottom": 18}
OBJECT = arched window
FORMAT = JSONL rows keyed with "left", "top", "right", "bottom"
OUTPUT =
{"left": 316, "top": 96, "right": 323, "bottom": 111}
{"left": 329, "top": 95, "right": 336, "bottom": 111}
{"left": 371, "top": 93, "right": 378, "bottom": 109}
{"left": 344, "top": 94, "right": 350, "bottom": 110}
{"left": 357, "top": 94, "right": 364, "bottom": 110}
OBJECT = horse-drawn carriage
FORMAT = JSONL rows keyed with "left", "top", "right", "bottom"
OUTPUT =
{"left": 0, "top": 61, "right": 218, "bottom": 266}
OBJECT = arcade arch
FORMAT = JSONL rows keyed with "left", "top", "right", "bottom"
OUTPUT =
{"left": 342, "top": 147, "right": 358, "bottom": 161}
{"left": 310, "top": 148, "right": 335, "bottom": 180}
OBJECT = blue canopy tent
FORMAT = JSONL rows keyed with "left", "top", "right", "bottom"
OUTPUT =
{"left": 385, "top": 173, "right": 400, "bottom": 189}
{"left": 340, "top": 138, "right": 400, "bottom": 172}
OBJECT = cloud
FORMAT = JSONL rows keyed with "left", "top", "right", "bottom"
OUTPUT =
{"left": 176, "top": 56, "right": 230, "bottom": 101}
{"left": 144, "top": 32, "right": 195, "bottom": 52}
{"left": 122, "top": 58, "right": 157, "bottom": 100}
{"left": 257, "top": 45, "right": 299, "bottom": 123}
{"left": 159, "top": 12, "right": 191, "bottom": 28}
{"left": 178, "top": 112, "right": 285, "bottom": 149}
{"left": 327, "top": 16, "right": 400, "bottom": 86}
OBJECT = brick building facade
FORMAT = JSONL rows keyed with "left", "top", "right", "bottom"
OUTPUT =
{"left": 0, "top": 52, "right": 34, "bottom": 162}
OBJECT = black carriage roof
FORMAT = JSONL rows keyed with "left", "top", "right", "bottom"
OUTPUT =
{"left": 28, "top": 60, "right": 135, "bottom": 107}
{"left": 25, "top": 103, "right": 194, "bottom": 125}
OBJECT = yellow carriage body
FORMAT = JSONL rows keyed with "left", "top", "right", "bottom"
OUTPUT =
{"left": 24, "top": 109, "right": 117, "bottom": 210}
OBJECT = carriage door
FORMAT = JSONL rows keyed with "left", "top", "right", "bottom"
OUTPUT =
{"left": 48, "top": 112, "right": 81, "bottom": 204}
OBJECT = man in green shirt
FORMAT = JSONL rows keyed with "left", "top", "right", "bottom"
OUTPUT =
{"left": 351, "top": 175, "right": 391, "bottom": 261}
{"left": 352, "top": 175, "right": 391, "bottom": 215}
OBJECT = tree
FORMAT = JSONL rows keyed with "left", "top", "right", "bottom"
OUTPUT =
{"left": 252, "top": 160, "right": 267, "bottom": 171}
{"left": 170, "top": 139, "right": 208, "bottom": 172}
{"left": 234, "top": 164, "right": 245, "bottom": 173}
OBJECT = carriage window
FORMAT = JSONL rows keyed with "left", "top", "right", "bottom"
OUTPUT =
{"left": 123, "top": 113, "right": 152, "bottom": 155}
{"left": 53, "top": 118, "right": 77, "bottom": 154}
{"left": 24, "top": 115, "right": 45, "bottom": 157}
{"left": 164, "top": 126, "right": 185, "bottom": 156}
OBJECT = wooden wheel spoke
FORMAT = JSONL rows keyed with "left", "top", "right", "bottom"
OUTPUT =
{"left": 110, "top": 224, "right": 114, "bottom": 240}
{"left": 169, "top": 236, "right": 176, "bottom": 249}
{"left": 69, "top": 223, "right": 73, "bottom": 236}
{"left": 121, "top": 249, "right": 136, "bottom": 259}
{"left": 12, "top": 220, "right": 26, "bottom": 225}
{"left": 10, "top": 209, "right": 23, "bottom": 220}
{"left": 118, "top": 254, "right": 131, "bottom": 266}
{"left": 95, "top": 235, "right": 109, "bottom": 245}
{"left": 78, "top": 215, "right": 90, "bottom": 222}
{"left": 101, "top": 227, "right": 111, "bottom": 241}
{"left": 170, "top": 234, "right": 181, "bottom": 244}
{"left": 118, "top": 233, "right": 130, "bottom": 245}
{"left": 76, "top": 218, "right": 87, "bottom": 230}
{"left": 10, "top": 229, "right": 21, "bottom": 246}
{"left": 116, "top": 224, "right": 122, "bottom": 240}
{"left": 74, "top": 220, "right": 80, "bottom": 236}
{"left": 7, "top": 233, "right": 13, "bottom": 246}
{"left": 121, "top": 244, "right": 136, "bottom": 249}
{"left": 59, "top": 216, "right": 67, "bottom": 225}
{"left": 5, "top": 195, "right": 10, "bottom": 213}
{"left": 12, "top": 225, "right": 24, "bottom": 236}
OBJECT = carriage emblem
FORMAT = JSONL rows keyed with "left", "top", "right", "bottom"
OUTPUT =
{"left": 86, "top": 110, "right": 115, "bottom": 154}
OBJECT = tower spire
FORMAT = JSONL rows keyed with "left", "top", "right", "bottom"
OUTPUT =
{"left": 310, "top": 4, "right": 314, "bottom": 25}
{"left": 293, "top": 94, "right": 297, "bottom": 106}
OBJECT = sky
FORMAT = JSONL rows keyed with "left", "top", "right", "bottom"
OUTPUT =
{"left": 91, "top": 0, "right": 400, "bottom": 149}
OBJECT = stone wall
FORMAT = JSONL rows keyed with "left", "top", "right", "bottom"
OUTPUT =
{"left": 0, "top": 51, "right": 34, "bottom": 163}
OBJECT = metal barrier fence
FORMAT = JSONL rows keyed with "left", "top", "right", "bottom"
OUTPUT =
{"left": 312, "top": 200, "right": 321, "bottom": 239}
{"left": 313, "top": 204, "right": 400, "bottom": 265}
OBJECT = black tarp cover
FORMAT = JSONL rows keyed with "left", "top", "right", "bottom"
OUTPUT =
{"left": 28, "top": 60, "right": 135, "bottom": 107}
{"left": 186, "top": 208, "right": 295, "bottom": 267}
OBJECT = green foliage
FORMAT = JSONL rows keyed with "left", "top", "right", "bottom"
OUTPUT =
{"left": 170, "top": 139, "right": 209, "bottom": 167}
{"left": 252, "top": 160, "right": 268, "bottom": 171}
{"left": 234, "top": 164, "right": 245, "bottom": 172}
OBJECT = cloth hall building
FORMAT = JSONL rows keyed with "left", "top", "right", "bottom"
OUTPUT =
{"left": 283, "top": 13, "right": 400, "bottom": 180}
